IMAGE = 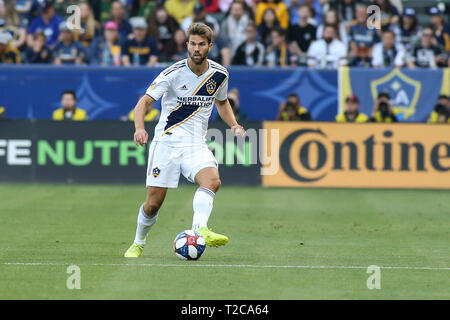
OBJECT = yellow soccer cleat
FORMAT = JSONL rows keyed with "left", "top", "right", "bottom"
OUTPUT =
{"left": 124, "top": 243, "right": 144, "bottom": 258}
{"left": 195, "top": 227, "right": 229, "bottom": 247}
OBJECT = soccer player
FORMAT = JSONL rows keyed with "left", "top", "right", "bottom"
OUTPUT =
{"left": 124, "top": 23, "right": 246, "bottom": 258}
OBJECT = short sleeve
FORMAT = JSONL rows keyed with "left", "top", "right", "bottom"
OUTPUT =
{"left": 215, "top": 77, "right": 228, "bottom": 101}
{"left": 145, "top": 72, "right": 170, "bottom": 101}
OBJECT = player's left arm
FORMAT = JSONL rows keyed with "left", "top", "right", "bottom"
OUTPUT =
{"left": 215, "top": 98, "right": 246, "bottom": 137}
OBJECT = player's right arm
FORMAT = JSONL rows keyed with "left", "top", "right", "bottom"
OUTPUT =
{"left": 133, "top": 71, "right": 171, "bottom": 146}
{"left": 133, "top": 95, "right": 155, "bottom": 147}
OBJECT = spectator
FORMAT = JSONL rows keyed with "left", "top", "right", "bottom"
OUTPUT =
{"left": 201, "top": 0, "right": 219, "bottom": 14}
{"left": 407, "top": 27, "right": 448, "bottom": 69}
{"left": 398, "top": 7, "right": 421, "bottom": 51}
{"left": 25, "top": 31, "right": 52, "bottom": 63}
{"left": 74, "top": 1, "right": 101, "bottom": 48}
{"left": 347, "top": 4, "right": 380, "bottom": 67}
{"left": 220, "top": 1, "right": 251, "bottom": 58}
{"left": 121, "top": 17, "right": 158, "bottom": 66}
{"left": 53, "top": 90, "right": 87, "bottom": 121}
{"left": 15, "top": 0, "right": 33, "bottom": 26}
{"left": 219, "top": 0, "right": 253, "bottom": 16}
{"left": 164, "top": 0, "right": 197, "bottom": 25}
{"left": 372, "top": 30, "right": 405, "bottom": 68}
{"left": 316, "top": 8, "right": 347, "bottom": 46}
{"left": 206, "top": 22, "right": 231, "bottom": 66}
{"left": 307, "top": 24, "right": 347, "bottom": 69}
{"left": 181, "top": 2, "right": 220, "bottom": 36}
{"left": 301, "top": 0, "right": 326, "bottom": 26}
{"left": 87, "top": 20, "right": 121, "bottom": 65}
{"left": 0, "top": 105, "right": 5, "bottom": 118}
{"left": 335, "top": 94, "right": 368, "bottom": 123}
{"left": 370, "top": 92, "right": 398, "bottom": 123}
{"left": 288, "top": 4, "right": 316, "bottom": 61}
{"left": 232, "top": 23, "right": 265, "bottom": 66}
{"left": 428, "top": 95, "right": 450, "bottom": 124}
{"left": 27, "top": 0, "right": 64, "bottom": 48}
{"left": 110, "top": 1, "right": 132, "bottom": 41}
{"left": 331, "top": 0, "right": 356, "bottom": 25}
{"left": 255, "top": 0, "right": 289, "bottom": 29}
{"left": 132, "top": 0, "right": 156, "bottom": 18}
{"left": 99, "top": 0, "right": 113, "bottom": 23}
{"left": 53, "top": 21, "right": 85, "bottom": 65}
{"left": 265, "top": 27, "right": 296, "bottom": 67}
{"left": 257, "top": 8, "right": 280, "bottom": 48}
{"left": 286, "top": 0, "right": 301, "bottom": 26}
{"left": 160, "top": 28, "right": 188, "bottom": 62}
{"left": 148, "top": 5, "right": 180, "bottom": 53}
{"left": 0, "top": 0, "right": 27, "bottom": 50}
{"left": 372, "top": 0, "right": 400, "bottom": 31}
{"left": 277, "top": 93, "right": 312, "bottom": 121}
{"left": 429, "top": 7, "right": 450, "bottom": 53}
{"left": 0, "top": 31, "right": 21, "bottom": 63}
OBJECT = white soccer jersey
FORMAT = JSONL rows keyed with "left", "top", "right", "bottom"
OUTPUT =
{"left": 145, "top": 59, "right": 229, "bottom": 146}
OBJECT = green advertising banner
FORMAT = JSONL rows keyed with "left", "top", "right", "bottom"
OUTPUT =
{"left": 0, "top": 120, "right": 262, "bottom": 186}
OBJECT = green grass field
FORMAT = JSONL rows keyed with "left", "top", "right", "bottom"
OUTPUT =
{"left": 0, "top": 184, "right": 448, "bottom": 299}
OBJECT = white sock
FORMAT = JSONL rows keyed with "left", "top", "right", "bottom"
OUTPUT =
{"left": 133, "top": 204, "right": 158, "bottom": 245}
{"left": 192, "top": 187, "right": 215, "bottom": 230}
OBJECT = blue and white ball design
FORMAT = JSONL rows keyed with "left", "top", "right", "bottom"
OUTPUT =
{"left": 173, "top": 230, "right": 206, "bottom": 260}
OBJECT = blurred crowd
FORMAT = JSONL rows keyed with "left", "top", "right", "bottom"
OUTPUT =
{"left": 0, "top": 0, "right": 449, "bottom": 68}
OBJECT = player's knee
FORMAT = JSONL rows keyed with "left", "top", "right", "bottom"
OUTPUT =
{"left": 207, "top": 178, "right": 221, "bottom": 193}
{"left": 143, "top": 199, "right": 163, "bottom": 215}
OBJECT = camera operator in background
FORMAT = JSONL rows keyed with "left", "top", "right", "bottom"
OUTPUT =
{"left": 428, "top": 95, "right": 450, "bottom": 124}
{"left": 370, "top": 92, "right": 398, "bottom": 123}
{"left": 335, "top": 94, "right": 368, "bottom": 123}
{"left": 277, "top": 93, "right": 312, "bottom": 121}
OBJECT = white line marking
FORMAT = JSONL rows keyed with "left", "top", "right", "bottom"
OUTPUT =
{"left": 2, "top": 262, "right": 449, "bottom": 271}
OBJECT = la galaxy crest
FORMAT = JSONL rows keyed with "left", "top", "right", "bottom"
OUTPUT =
{"left": 206, "top": 79, "right": 217, "bottom": 95}
{"left": 152, "top": 167, "right": 161, "bottom": 178}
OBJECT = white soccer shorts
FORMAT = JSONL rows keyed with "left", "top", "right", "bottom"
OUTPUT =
{"left": 146, "top": 141, "right": 218, "bottom": 188}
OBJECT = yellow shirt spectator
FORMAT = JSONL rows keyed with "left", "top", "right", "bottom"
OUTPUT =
{"left": 428, "top": 110, "right": 450, "bottom": 123}
{"left": 165, "top": 0, "right": 197, "bottom": 24}
{"left": 128, "top": 108, "right": 160, "bottom": 121}
{"left": 53, "top": 107, "right": 88, "bottom": 121}
{"left": 255, "top": 1, "right": 289, "bottom": 29}
{"left": 279, "top": 106, "right": 311, "bottom": 121}
{"left": 336, "top": 113, "right": 369, "bottom": 123}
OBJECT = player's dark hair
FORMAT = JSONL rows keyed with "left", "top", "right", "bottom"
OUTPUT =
{"left": 187, "top": 23, "right": 213, "bottom": 44}
{"left": 62, "top": 90, "right": 76, "bottom": 100}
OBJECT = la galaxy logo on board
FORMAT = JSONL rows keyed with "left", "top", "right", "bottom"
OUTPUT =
{"left": 206, "top": 79, "right": 217, "bottom": 95}
{"left": 152, "top": 167, "right": 161, "bottom": 178}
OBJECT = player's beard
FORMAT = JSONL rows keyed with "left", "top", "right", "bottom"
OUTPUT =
{"left": 189, "top": 50, "right": 208, "bottom": 65}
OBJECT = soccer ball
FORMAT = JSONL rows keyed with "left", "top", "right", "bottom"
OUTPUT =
{"left": 173, "top": 230, "right": 206, "bottom": 260}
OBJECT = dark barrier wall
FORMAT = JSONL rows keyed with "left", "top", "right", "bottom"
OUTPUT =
{"left": 0, "top": 120, "right": 262, "bottom": 186}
